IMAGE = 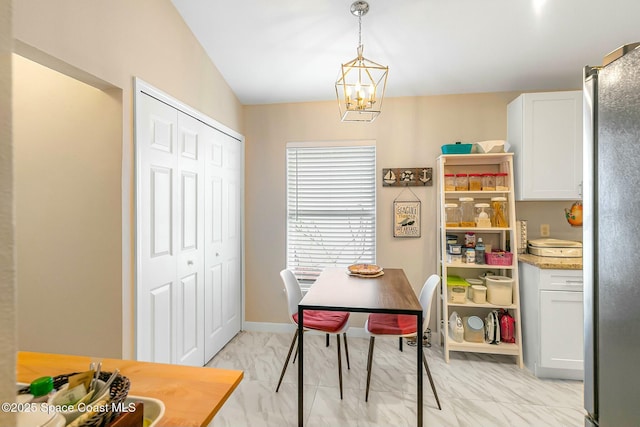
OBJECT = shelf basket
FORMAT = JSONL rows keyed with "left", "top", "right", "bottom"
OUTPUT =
{"left": 485, "top": 251, "right": 513, "bottom": 266}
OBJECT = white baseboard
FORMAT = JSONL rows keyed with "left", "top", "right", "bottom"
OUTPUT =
{"left": 242, "top": 321, "right": 369, "bottom": 338}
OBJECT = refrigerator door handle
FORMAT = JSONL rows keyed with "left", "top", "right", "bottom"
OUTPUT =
{"left": 582, "top": 65, "right": 597, "bottom": 423}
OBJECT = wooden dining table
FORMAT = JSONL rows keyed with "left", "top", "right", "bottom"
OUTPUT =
{"left": 297, "top": 267, "right": 424, "bottom": 426}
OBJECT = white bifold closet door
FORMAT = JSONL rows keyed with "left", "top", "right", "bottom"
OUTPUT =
{"left": 203, "top": 122, "right": 242, "bottom": 360}
{"left": 136, "top": 90, "right": 241, "bottom": 366}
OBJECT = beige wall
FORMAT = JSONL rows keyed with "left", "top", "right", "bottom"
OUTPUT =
{"left": 12, "top": 0, "right": 243, "bottom": 358}
{"left": 243, "top": 93, "right": 520, "bottom": 328}
{"left": 515, "top": 201, "right": 583, "bottom": 242}
{"left": 13, "top": 55, "right": 123, "bottom": 357}
{"left": 0, "top": 0, "right": 16, "bottom": 423}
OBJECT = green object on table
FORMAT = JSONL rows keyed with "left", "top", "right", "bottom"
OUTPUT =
{"left": 30, "top": 376, "right": 54, "bottom": 397}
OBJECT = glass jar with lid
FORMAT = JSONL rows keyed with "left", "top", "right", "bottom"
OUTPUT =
{"left": 495, "top": 172, "right": 509, "bottom": 191}
{"left": 459, "top": 197, "right": 476, "bottom": 227}
{"left": 491, "top": 197, "right": 508, "bottom": 227}
{"left": 468, "top": 173, "right": 483, "bottom": 191}
{"left": 455, "top": 173, "right": 468, "bottom": 191}
{"left": 474, "top": 203, "right": 492, "bottom": 227}
{"left": 444, "top": 174, "right": 456, "bottom": 191}
{"left": 445, "top": 203, "right": 461, "bottom": 227}
{"left": 482, "top": 173, "right": 496, "bottom": 191}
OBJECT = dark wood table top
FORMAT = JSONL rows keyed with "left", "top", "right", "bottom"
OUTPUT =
{"left": 299, "top": 267, "right": 421, "bottom": 314}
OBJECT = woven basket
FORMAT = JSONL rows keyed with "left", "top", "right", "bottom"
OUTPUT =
{"left": 18, "top": 371, "right": 130, "bottom": 427}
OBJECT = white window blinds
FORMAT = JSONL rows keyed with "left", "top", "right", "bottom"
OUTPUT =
{"left": 286, "top": 143, "right": 376, "bottom": 286}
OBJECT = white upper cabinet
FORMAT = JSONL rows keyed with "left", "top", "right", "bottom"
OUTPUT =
{"left": 507, "top": 91, "right": 583, "bottom": 200}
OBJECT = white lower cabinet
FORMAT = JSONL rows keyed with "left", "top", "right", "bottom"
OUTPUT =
{"left": 520, "top": 262, "right": 583, "bottom": 379}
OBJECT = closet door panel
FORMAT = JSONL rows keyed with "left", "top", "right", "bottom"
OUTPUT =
{"left": 137, "top": 94, "right": 178, "bottom": 363}
{"left": 174, "top": 112, "right": 205, "bottom": 366}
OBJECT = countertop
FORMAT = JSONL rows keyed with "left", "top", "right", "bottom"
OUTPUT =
{"left": 518, "top": 253, "right": 582, "bottom": 270}
{"left": 17, "top": 351, "right": 243, "bottom": 427}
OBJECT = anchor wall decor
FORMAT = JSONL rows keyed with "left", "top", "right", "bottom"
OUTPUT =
{"left": 382, "top": 167, "right": 432, "bottom": 187}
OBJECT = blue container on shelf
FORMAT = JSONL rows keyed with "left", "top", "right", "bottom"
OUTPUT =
{"left": 441, "top": 142, "right": 473, "bottom": 154}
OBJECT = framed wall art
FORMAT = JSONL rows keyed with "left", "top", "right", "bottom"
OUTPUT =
{"left": 393, "top": 200, "right": 421, "bottom": 238}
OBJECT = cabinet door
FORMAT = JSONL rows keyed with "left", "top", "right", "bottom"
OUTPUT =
{"left": 508, "top": 91, "right": 583, "bottom": 200}
{"left": 540, "top": 290, "right": 584, "bottom": 370}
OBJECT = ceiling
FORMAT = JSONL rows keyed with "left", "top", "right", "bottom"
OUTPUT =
{"left": 171, "top": 0, "right": 640, "bottom": 106}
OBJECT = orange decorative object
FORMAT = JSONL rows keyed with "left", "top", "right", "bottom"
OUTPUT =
{"left": 565, "top": 201, "right": 583, "bottom": 227}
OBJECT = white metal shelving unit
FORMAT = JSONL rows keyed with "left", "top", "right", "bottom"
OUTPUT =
{"left": 436, "top": 153, "right": 524, "bottom": 367}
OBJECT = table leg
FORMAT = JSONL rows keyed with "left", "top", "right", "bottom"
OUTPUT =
{"left": 417, "top": 312, "right": 423, "bottom": 426}
{"left": 298, "top": 307, "right": 304, "bottom": 427}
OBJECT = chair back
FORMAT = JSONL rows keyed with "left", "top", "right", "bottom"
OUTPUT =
{"left": 418, "top": 274, "right": 441, "bottom": 333}
{"left": 280, "top": 269, "right": 304, "bottom": 319}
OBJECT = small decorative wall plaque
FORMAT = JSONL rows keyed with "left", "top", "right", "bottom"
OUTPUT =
{"left": 383, "top": 168, "right": 432, "bottom": 186}
{"left": 393, "top": 200, "right": 421, "bottom": 238}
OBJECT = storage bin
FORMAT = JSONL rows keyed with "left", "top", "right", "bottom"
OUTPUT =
{"left": 485, "top": 251, "right": 513, "bottom": 266}
{"left": 495, "top": 172, "right": 509, "bottom": 191}
{"left": 444, "top": 174, "right": 456, "bottom": 191}
{"left": 490, "top": 197, "right": 508, "bottom": 227}
{"left": 447, "top": 253, "right": 462, "bottom": 264}
{"left": 441, "top": 143, "right": 473, "bottom": 154}
{"left": 465, "top": 278, "right": 483, "bottom": 299}
{"left": 471, "top": 284, "right": 487, "bottom": 303}
{"left": 449, "top": 286, "right": 467, "bottom": 303}
{"left": 459, "top": 197, "right": 475, "bottom": 227}
{"left": 445, "top": 203, "right": 461, "bottom": 227}
{"left": 481, "top": 173, "right": 496, "bottom": 191}
{"left": 468, "top": 173, "right": 482, "bottom": 191}
{"left": 485, "top": 275, "right": 513, "bottom": 306}
{"left": 455, "top": 174, "right": 469, "bottom": 191}
{"left": 463, "top": 316, "right": 484, "bottom": 342}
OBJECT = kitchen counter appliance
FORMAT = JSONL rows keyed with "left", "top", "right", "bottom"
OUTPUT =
{"left": 527, "top": 238, "right": 582, "bottom": 258}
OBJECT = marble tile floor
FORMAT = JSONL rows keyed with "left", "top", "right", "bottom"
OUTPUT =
{"left": 207, "top": 331, "right": 584, "bottom": 427}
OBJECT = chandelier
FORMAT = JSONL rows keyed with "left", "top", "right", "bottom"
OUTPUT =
{"left": 335, "top": 1, "right": 389, "bottom": 123}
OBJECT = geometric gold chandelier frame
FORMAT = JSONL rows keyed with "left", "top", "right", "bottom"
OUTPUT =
{"left": 335, "top": 1, "right": 389, "bottom": 122}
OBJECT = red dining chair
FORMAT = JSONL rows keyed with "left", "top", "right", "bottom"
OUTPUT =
{"left": 364, "top": 274, "right": 442, "bottom": 409}
{"left": 275, "top": 269, "right": 351, "bottom": 399}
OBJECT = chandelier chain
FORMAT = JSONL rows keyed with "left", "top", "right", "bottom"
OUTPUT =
{"left": 358, "top": 13, "right": 362, "bottom": 49}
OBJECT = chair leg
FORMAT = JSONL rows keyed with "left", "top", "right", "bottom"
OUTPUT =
{"left": 336, "top": 333, "right": 343, "bottom": 400}
{"left": 275, "top": 330, "right": 298, "bottom": 392}
{"left": 365, "top": 336, "right": 375, "bottom": 402}
{"left": 422, "top": 351, "right": 442, "bottom": 410}
{"left": 292, "top": 339, "right": 300, "bottom": 364}
{"left": 399, "top": 336, "right": 403, "bottom": 352}
{"left": 343, "top": 332, "right": 350, "bottom": 370}
{"left": 326, "top": 333, "right": 330, "bottom": 347}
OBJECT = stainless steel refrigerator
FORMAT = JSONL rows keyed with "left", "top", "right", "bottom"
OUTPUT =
{"left": 583, "top": 43, "right": 640, "bottom": 427}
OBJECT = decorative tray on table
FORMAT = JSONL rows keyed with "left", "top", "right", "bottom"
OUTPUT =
{"left": 347, "top": 264, "right": 384, "bottom": 278}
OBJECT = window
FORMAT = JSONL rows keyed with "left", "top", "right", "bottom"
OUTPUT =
{"left": 286, "top": 142, "right": 376, "bottom": 288}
